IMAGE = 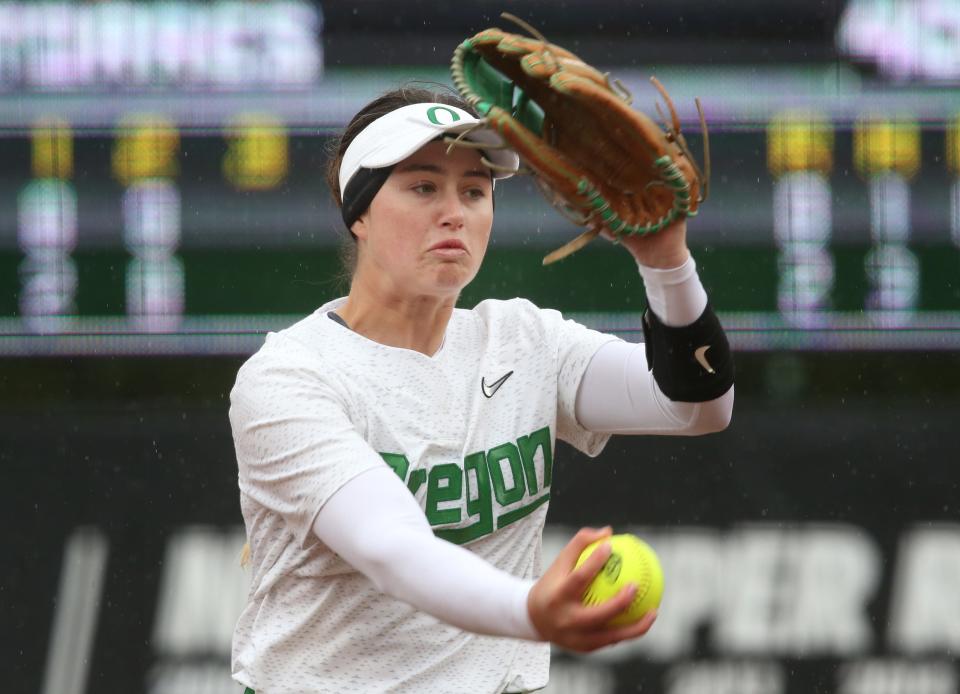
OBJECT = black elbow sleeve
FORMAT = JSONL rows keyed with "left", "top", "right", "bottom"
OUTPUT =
{"left": 641, "top": 303, "right": 735, "bottom": 402}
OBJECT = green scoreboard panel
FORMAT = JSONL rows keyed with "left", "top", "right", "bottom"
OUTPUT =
{"left": 2, "top": 71, "right": 960, "bottom": 354}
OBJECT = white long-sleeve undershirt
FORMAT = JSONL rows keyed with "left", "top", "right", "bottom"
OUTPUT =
{"left": 575, "top": 256, "right": 734, "bottom": 435}
{"left": 314, "top": 465, "right": 541, "bottom": 639}
{"left": 312, "top": 256, "right": 733, "bottom": 641}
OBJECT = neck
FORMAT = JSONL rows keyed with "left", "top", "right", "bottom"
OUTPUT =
{"left": 338, "top": 272, "right": 457, "bottom": 357}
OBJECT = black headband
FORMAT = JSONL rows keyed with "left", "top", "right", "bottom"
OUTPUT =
{"left": 340, "top": 147, "right": 498, "bottom": 232}
{"left": 341, "top": 166, "right": 394, "bottom": 230}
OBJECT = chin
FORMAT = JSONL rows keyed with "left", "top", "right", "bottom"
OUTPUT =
{"left": 428, "top": 264, "right": 475, "bottom": 295}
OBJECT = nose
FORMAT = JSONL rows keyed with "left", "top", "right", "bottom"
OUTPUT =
{"left": 436, "top": 186, "right": 466, "bottom": 230}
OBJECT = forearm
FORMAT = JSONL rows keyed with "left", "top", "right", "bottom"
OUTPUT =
{"left": 636, "top": 255, "right": 707, "bottom": 327}
{"left": 314, "top": 466, "right": 539, "bottom": 640}
{"left": 575, "top": 255, "right": 733, "bottom": 434}
{"left": 576, "top": 340, "right": 733, "bottom": 434}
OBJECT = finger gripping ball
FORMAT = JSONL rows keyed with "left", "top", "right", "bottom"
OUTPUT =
{"left": 575, "top": 534, "right": 663, "bottom": 626}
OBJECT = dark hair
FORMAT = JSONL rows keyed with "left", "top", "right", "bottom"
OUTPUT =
{"left": 325, "top": 84, "right": 478, "bottom": 278}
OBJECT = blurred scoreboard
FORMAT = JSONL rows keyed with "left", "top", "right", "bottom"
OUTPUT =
{"left": 0, "top": 5, "right": 959, "bottom": 355}
{"left": 4, "top": 104, "right": 960, "bottom": 355}
{"left": 1, "top": 114, "right": 332, "bottom": 330}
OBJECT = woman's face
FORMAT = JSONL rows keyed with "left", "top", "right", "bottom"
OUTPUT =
{"left": 351, "top": 140, "right": 495, "bottom": 299}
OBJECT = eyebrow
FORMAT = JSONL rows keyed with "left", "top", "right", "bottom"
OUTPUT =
{"left": 395, "top": 163, "right": 491, "bottom": 180}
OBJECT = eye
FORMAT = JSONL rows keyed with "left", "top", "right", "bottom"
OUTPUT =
{"left": 411, "top": 182, "right": 437, "bottom": 194}
{"left": 463, "top": 187, "right": 488, "bottom": 200}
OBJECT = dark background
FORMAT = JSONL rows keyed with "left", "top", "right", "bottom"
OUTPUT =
{"left": 4, "top": 1, "right": 960, "bottom": 693}
{"left": 6, "top": 353, "right": 960, "bottom": 694}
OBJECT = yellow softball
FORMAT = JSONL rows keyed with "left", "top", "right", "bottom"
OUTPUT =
{"left": 575, "top": 533, "right": 664, "bottom": 626}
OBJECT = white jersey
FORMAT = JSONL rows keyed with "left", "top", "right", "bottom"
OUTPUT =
{"left": 229, "top": 296, "right": 617, "bottom": 694}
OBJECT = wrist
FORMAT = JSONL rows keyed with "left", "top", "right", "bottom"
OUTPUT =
{"left": 617, "top": 218, "right": 689, "bottom": 269}
{"left": 633, "top": 247, "right": 690, "bottom": 270}
{"left": 525, "top": 582, "right": 548, "bottom": 641}
{"left": 520, "top": 582, "right": 545, "bottom": 641}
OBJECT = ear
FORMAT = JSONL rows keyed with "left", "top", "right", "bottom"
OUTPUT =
{"left": 350, "top": 214, "right": 369, "bottom": 241}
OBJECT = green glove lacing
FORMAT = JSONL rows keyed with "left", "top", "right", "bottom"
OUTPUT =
{"left": 451, "top": 39, "right": 696, "bottom": 239}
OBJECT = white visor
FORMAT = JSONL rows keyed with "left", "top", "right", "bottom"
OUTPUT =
{"left": 338, "top": 102, "right": 520, "bottom": 197}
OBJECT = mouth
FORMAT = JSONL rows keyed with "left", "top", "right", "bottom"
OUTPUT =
{"left": 428, "top": 239, "right": 468, "bottom": 256}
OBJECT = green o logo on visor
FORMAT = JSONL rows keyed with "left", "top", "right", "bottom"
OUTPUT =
{"left": 426, "top": 106, "right": 461, "bottom": 125}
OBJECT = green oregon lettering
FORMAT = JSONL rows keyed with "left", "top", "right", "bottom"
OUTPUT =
{"left": 426, "top": 105, "right": 461, "bottom": 125}
{"left": 379, "top": 426, "right": 552, "bottom": 545}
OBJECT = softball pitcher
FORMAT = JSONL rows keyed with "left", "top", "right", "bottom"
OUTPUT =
{"left": 229, "top": 86, "right": 734, "bottom": 694}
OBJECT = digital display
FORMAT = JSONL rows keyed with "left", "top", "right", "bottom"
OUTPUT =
{"left": 838, "top": 0, "right": 960, "bottom": 83}
{"left": 2, "top": 110, "right": 959, "bottom": 354}
{"left": 0, "top": 0, "right": 323, "bottom": 90}
{"left": 0, "top": 2, "right": 958, "bottom": 354}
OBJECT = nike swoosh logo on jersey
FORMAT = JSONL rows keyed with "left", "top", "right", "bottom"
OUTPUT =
{"left": 694, "top": 345, "right": 716, "bottom": 374}
{"left": 481, "top": 370, "right": 514, "bottom": 398}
